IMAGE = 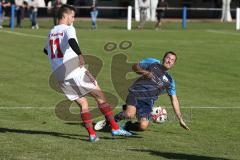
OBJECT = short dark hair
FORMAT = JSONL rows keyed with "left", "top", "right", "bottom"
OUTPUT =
{"left": 57, "top": 4, "right": 76, "bottom": 20}
{"left": 162, "top": 51, "right": 177, "bottom": 62}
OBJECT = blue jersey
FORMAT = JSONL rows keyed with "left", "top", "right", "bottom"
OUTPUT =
{"left": 129, "top": 58, "right": 176, "bottom": 97}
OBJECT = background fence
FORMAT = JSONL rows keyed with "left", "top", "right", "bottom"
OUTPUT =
{"left": 0, "top": 6, "right": 238, "bottom": 18}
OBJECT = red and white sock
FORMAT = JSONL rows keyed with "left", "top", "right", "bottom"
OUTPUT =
{"left": 80, "top": 110, "right": 96, "bottom": 136}
{"left": 98, "top": 102, "right": 119, "bottom": 130}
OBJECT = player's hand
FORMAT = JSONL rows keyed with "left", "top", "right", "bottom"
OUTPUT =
{"left": 79, "top": 54, "right": 85, "bottom": 67}
{"left": 179, "top": 118, "right": 190, "bottom": 131}
{"left": 142, "top": 71, "right": 154, "bottom": 79}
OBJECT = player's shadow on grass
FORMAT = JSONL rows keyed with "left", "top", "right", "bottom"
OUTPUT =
{"left": 0, "top": 127, "right": 139, "bottom": 141}
{"left": 65, "top": 123, "right": 142, "bottom": 140}
{"left": 0, "top": 127, "right": 90, "bottom": 141}
{"left": 65, "top": 122, "right": 142, "bottom": 139}
{"left": 128, "top": 149, "right": 231, "bottom": 160}
{"left": 96, "top": 125, "right": 142, "bottom": 139}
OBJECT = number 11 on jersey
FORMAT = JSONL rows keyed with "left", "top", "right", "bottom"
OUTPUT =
{"left": 50, "top": 38, "right": 63, "bottom": 59}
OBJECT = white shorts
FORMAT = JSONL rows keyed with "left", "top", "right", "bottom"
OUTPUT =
{"left": 59, "top": 67, "right": 98, "bottom": 101}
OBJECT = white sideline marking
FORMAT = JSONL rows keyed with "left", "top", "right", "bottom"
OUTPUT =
{"left": 0, "top": 107, "right": 54, "bottom": 110}
{"left": 0, "top": 30, "right": 45, "bottom": 39}
{"left": 0, "top": 106, "right": 240, "bottom": 110}
{"left": 206, "top": 30, "right": 240, "bottom": 36}
{"left": 0, "top": 30, "right": 108, "bottom": 44}
{"left": 0, "top": 30, "right": 102, "bottom": 52}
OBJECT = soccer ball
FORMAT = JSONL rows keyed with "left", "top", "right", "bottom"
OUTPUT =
{"left": 151, "top": 106, "right": 167, "bottom": 123}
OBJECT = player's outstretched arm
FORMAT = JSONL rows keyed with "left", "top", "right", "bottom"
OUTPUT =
{"left": 78, "top": 54, "right": 85, "bottom": 66}
{"left": 170, "top": 95, "right": 190, "bottom": 131}
{"left": 132, "top": 63, "right": 153, "bottom": 79}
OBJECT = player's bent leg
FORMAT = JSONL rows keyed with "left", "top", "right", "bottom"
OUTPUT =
{"left": 89, "top": 87, "right": 119, "bottom": 130}
{"left": 97, "top": 102, "right": 120, "bottom": 130}
{"left": 95, "top": 104, "right": 130, "bottom": 131}
{"left": 75, "top": 97, "right": 98, "bottom": 142}
{"left": 125, "top": 92, "right": 138, "bottom": 119}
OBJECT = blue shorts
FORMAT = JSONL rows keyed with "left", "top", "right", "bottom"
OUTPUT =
{"left": 126, "top": 85, "right": 158, "bottom": 120}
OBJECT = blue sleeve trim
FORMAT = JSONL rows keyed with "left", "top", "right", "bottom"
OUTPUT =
{"left": 139, "top": 58, "right": 160, "bottom": 70}
{"left": 167, "top": 79, "right": 176, "bottom": 96}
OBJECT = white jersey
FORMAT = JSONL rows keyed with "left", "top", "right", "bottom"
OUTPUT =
{"left": 28, "top": 0, "right": 39, "bottom": 12}
{"left": 45, "top": 24, "right": 81, "bottom": 81}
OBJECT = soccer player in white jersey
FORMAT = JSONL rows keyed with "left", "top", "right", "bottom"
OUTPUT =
{"left": 43, "top": 4, "right": 131, "bottom": 142}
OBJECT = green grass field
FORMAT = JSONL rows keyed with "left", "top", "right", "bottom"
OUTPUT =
{"left": 0, "top": 18, "right": 240, "bottom": 160}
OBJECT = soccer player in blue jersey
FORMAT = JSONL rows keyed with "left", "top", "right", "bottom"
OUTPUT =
{"left": 95, "top": 51, "right": 190, "bottom": 131}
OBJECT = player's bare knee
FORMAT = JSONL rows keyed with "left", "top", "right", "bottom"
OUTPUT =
{"left": 75, "top": 97, "right": 89, "bottom": 111}
{"left": 139, "top": 121, "right": 149, "bottom": 131}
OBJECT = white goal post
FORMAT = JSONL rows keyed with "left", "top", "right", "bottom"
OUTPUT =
{"left": 236, "top": 8, "right": 240, "bottom": 31}
{"left": 127, "top": 6, "right": 132, "bottom": 30}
